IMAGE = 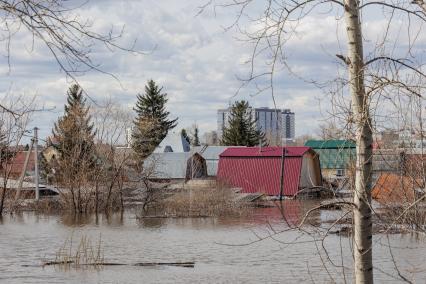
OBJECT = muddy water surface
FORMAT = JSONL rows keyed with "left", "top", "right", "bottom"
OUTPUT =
{"left": 0, "top": 200, "right": 425, "bottom": 283}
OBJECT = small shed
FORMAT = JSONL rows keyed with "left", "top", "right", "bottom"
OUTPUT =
{"left": 304, "top": 140, "right": 356, "bottom": 179}
{"left": 143, "top": 152, "right": 191, "bottom": 179}
{"left": 217, "top": 146, "right": 322, "bottom": 196}
{"left": 186, "top": 153, "right": 208, "bottom": 180}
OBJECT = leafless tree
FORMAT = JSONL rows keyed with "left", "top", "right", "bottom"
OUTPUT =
{"left": 0, "top": 0, "right": 144, "bottom": 113}
{"left": 0, "top": 94, "right": 35, "bottom": 215}
{"left": 318, "top": 120, "right": 351, "bottom": 140}
{"left": 138, "top": 154, "right": 164, "bottom": 213}
{"left": 201, "top": 0, "right": 426, "bottom": 282}
{"left": 91, "top": 98, "right": 133, "bottom": 213}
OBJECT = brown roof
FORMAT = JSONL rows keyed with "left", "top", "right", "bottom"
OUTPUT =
{"left": 372, "top": 173, "right": 422, "bottom": 204}
{"left": 2, "top": 151, "right": 36, "bottom": 176}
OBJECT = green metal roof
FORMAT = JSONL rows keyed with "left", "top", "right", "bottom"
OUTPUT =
{"left": 305, "top": 140, "right": 356, "bottom": 169}
{"left": 313, "top": 148, "right": 356, "bottom": 169}
{"left": 304, "top": 139, "right": 356, "bottom": 149}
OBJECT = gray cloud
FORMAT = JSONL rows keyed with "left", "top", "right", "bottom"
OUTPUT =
{"left": 0, "top": 0, "right": 424, "bottom": 142}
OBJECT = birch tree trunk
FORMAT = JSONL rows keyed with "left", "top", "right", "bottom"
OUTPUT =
{"left": 344, "top": 0, "right": 374, "bottom": 283}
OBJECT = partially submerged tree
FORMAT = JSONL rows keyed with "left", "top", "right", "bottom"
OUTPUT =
{"left": 52, "top": 84, "right": 97, "bottom": 213}
{"left": 91, "top": 98, "right": 133, "bottom": 213}
{"left": 0, "top": 95, "right": 35, "bottom": 215}
{"left": 132, "top": 80, "right": 177, "bottom": 160}
{"left": 221, "top": 100, "right": 267, "bottom": 146}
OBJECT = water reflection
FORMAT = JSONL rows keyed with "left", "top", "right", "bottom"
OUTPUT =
{"left": 60, "top": 212, "right": 125, "bottom": 227}
{"left": 137, "top": 217, "right": 167, "bottom": 228}
{"left": 246, "top": 200, "right": 321, "bottom": 227}
{"left": 50, "top": 200, "right": 322, "bottom": 229}
{"left": 0, "top": 202, "right": 426, "bottom": 283}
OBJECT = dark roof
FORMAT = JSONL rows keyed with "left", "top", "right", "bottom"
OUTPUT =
{"left": 304, "top": 140, "right": 356, "bottom": 149}
{"left": 219, "top": 146, "right": 311, "bottom": 158}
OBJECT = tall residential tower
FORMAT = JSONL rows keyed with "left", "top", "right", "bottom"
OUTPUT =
{"left": 282, "top": 109, "right": 295, "bottom": 144}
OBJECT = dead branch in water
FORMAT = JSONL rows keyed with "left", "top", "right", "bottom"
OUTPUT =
{"left": 41, "top": 261, "right": 195, "bottom": 268}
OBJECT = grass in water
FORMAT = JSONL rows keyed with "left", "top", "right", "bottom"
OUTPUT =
{"left": 50, "top": 233, "right": 104, "bottom": 269}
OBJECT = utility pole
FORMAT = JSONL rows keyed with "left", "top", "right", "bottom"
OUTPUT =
{"left": 33, "top": 127, "right": 39, "bottom": 201}
{"left": 13, "top": 141, "right": 33, "bottom": 206}
{"left": 279, "top": 147, "right": 286, "bottom": 201}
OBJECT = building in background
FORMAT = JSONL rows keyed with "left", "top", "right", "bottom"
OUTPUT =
{"left": 202, "top": 131, "right": 219, "bottom": 146}
{"left": 217, "top": 106, "right": 296, "bottom": 145}
{"left": 282, "top": 109, "right": 295, "bottom": 144}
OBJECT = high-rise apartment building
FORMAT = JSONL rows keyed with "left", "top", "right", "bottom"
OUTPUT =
{"left": 217, "top": 106, "right": 295, "bottom": 145}
{"left": 282, "top": 109, "right": 295, "bottom": 143}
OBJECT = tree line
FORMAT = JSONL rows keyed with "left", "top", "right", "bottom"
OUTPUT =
{"left": 1, "top": 80, "right": 178, "bottom": 215}
{"left": 1, "top": 80, "right": 269, "bottom": 215}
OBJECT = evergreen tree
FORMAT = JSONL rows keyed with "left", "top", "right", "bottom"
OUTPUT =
{"left": 191, "top": 124, "right": 201, "bottom": 146}
{"left": 52, "top": 84, "right": 97, "bottom": 182}
{"left": 221, "top": 101, "right": 267, "bottom": 146}
{"left": 132, "top": 80, "right": 177, "bottom": 159}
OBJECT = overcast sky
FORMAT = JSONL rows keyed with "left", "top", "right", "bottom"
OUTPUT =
{"left": 0, "top": 0, "right": 424, "bottom": 141}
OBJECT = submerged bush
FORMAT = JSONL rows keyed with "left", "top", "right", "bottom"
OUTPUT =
{"left": 141, "top": 185, "right": 249, "bottom": 218}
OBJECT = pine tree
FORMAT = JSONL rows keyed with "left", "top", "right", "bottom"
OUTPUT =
{"left": 52, "top": 84, "right": 97, "bottom": 182}
{"left": 191, "top": 124, "right": 201, "bottom": 146}
{"left": 221, "top": 101, "right": 267, "bottom": 146}
{"left": 132, "top": 80, "right": 177, "bottom": 159}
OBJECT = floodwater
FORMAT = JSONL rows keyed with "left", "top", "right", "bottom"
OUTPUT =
{"left": 1, "top": 200, "right": 425, "bottom": 283}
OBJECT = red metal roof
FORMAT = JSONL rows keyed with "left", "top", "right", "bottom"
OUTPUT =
{"left": 219, "top": 146, "right": 310, "bottom": 158}
{"left": 217, "top": 147, "right": 309, "bottom": 196}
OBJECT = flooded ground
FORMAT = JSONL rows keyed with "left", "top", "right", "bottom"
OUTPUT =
{"left": 1, "top": 200, "right": 425, "bottom": 283}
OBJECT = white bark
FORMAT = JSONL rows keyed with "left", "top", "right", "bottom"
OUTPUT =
{"left": 344, "top": 0, "right": 374, "bottom": 283}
